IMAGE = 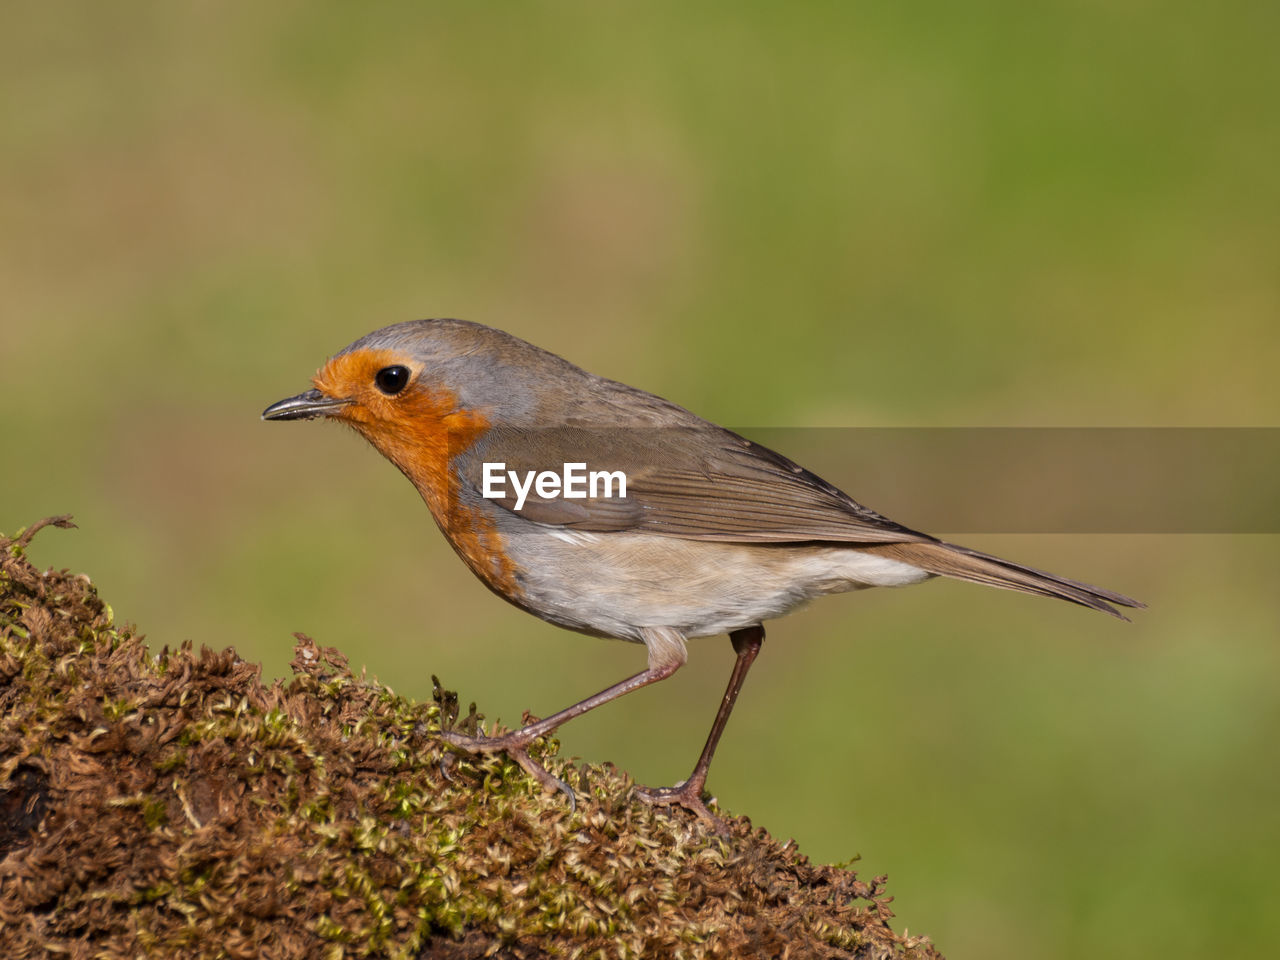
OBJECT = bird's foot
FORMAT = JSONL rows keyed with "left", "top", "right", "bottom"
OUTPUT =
{"left": 439, "top": 729, "right": 577, "bottom": 811}
{"left": 634, "top": 778, "right": 730, "bottom": 834}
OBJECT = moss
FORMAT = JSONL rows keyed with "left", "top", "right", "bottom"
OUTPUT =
{"left": 0, "top": 518, "right": 943, "bottom": 959}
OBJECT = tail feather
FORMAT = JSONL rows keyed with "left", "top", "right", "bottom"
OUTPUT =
{"left": 862, "top": 540, "right": 1145, "bottom": 620}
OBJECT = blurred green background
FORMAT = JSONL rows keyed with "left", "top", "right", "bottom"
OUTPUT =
{"left": 3, "top": 4, "right": 1277, "bottom": 958}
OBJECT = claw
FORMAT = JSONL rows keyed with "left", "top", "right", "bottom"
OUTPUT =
{"left": 634, "top": 780, "right": 730, "bottom": 834}
{"left": 438, "top": 751, "right": 458, "bottom": 784}
{"left": 439, "top": 729, "right": 577, "bottom": 810}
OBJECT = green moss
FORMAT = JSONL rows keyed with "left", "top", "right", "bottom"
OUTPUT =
{"left": 0, "top": 519, "right": 942, "bottom": 958}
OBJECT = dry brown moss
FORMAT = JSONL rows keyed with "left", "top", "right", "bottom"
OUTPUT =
{"left": 0, "top": 517, "right": 942, "bottom": 959}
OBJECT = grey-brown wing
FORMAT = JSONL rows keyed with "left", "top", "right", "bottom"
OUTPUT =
{"left": 457, "top": 424, "right": 933, "bottom": 545}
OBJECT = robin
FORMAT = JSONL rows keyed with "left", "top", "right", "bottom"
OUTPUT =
{"left": 263, "top": 319, "right": 1142, "bottom": 823}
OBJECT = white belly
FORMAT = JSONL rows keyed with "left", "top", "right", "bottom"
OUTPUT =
{"left": 503, "top": 529, "right": 931, "bottom": 641}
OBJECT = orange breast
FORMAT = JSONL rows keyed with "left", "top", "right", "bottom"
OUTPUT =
{"left": 313, "top": 350, "right": 522, "bottom": 600}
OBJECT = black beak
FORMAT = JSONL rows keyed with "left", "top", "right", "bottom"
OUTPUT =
{"left": 261, "top": 388, "right": 351, "bottom": 421}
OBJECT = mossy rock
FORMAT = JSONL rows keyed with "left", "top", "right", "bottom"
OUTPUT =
{"left": 0, "top": 517, "right": 942, "bottom": 959}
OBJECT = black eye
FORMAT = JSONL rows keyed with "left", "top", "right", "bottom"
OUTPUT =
{"left": 374, "top": 365, "right": 410, "bottom": 396}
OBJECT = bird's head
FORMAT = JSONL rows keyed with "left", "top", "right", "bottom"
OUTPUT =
{"left": 266, "top": 320, "right": 494, "bottom": 488}
{"left": 267, "top": 318, "right": 515, "bottom": 419}
{"left": 262, "top": 319, "right": 577, "bottom": 506}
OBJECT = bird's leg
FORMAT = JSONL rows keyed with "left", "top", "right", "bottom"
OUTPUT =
{"left": 439, "top": 653, "right": 684, "bottom": 808}
{"left": 635, "top": 625, "right": 764, "bottom": 828}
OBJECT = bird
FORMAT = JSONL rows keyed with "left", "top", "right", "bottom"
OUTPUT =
{"left": 262, "top": 319, "right": 1142, "bottom": 824}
